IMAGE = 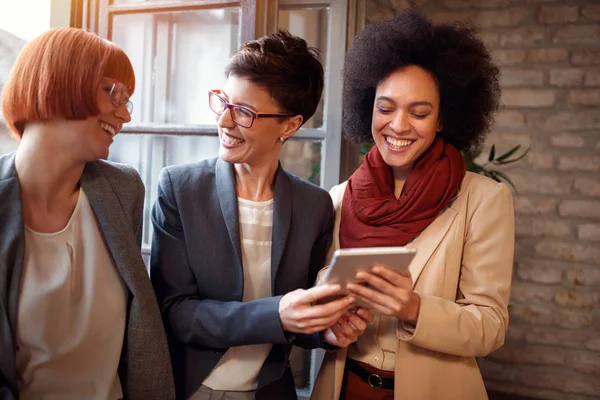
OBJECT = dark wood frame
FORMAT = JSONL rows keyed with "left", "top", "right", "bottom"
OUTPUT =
{"left": 339, "top": 0, "right": 365, "bottom": 181}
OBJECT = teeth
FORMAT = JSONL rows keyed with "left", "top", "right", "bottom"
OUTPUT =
{"left": 386, "top": 136, "right": 412, "bottom": 148}
{"left": 100, "top": 122, "right": 116, "bottom": 136}
{"left": 222, "top": 133, "right": 244, "bottom": 145}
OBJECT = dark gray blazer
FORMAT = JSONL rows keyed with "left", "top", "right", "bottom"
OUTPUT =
{"left": 0, "top": 152, "right": 175, "bottom": 400}
{"left": 151, "top": 157, "right": 335, "bottom": 400}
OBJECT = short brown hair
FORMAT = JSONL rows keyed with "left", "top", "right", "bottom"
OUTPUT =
{"left": 224, "top": 29, "right": 324, "bottom": 126}
{"left": 1, "top": 27, "right": 135, "bottom": 138}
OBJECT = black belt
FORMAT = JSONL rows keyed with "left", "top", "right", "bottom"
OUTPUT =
{"left": 346, "top": 358, "right": 394, "bottom": 390}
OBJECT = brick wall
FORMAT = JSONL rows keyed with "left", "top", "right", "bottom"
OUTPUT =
{"left": 366, "top": 1, "right": 600, "bottom": 398}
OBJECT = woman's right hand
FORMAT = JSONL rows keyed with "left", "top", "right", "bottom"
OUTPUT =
{"left": 279, "top": 285, "right": 355, "bottom": 334}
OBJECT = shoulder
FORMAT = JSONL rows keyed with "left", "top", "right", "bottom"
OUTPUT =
{"left": 92, "top": 159, "right": 144, "bottom": 205}
{"left": 455, "top": 172, "right": 513, "bottom": 212}
{"left": 94, "top": 158, "right": 140, "bottom": 183}
{"left": 92, "top": 160, "right": 143, "bottom": 200}
{"left": 285, "top": 170, "right": 331, "bottom": 205}
{"left": 328, "top": 180, "right": 349, "bottom": 209}
{"left": 160, "top": 157, "right": 218, "bottom": 186}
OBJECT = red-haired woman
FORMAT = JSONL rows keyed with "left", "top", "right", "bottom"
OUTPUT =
{"left": 0, "top": 28, "right": 175, "bottom": 399}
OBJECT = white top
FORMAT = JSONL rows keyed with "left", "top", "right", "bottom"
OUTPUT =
{"left": 16, "top": 189, "right": 127, "bottom": 400}
{"left": 201, "top": 197, "right": 274, "bottom": 391}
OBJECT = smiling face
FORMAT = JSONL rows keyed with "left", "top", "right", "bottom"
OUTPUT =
{"left": 215, "top": 75, "right": 302, "bottom": 169}
{"left": 62, "top": 78, "right": 132, "bottom": 161}
{"left": 371, "top": 65, "right": 442, "bottom": 178}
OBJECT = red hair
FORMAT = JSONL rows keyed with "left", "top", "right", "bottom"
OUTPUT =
{"left": 1, "top": 27, "right": 135, "bottom": 138}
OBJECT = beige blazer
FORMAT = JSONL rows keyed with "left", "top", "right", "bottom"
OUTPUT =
{"left": 311, "top": 172, "right": 515, "bottom": 400}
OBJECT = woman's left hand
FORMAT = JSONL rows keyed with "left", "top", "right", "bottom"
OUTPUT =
{"left": 346, "top": 265, "right": 421, "bottom": 323}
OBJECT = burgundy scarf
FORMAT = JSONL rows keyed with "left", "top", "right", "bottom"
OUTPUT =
{"left": 339, "top": 137, "right": 466, "bottom": 249}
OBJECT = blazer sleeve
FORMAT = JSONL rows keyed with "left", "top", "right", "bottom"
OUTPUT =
{"left": 150, "top": 168, "right": 291, "bottom": 349}
{"left": 0, "top": 375, "right": 16, "bottom": 400}
{"left": 292, "top": 195, "right": 335, "bottom": 349}
{"left": 397, "top": 182, "right": 515, "bottom": 357}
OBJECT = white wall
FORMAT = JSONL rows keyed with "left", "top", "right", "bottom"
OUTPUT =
{"left": 0, "top": 0, "right": 69, "bottom": 41}
{"left": 0, "top": 0, "right": 51, "bottom": 40}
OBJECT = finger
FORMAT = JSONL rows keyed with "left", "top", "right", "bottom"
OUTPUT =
{"left": 345, "top": 313, "right": 367, "bottom": 333}
{"left": 347, "top": 282, "right": 396, "bottom": 308}
{"left": 299, "top": 284, "right": 343, "bottom": 304}
{"left": 355, "top": 270, "right": 407, "bottom": 297}
{"left": 371, "top": 265, "right": 413, "bottom": 287}
{"left": 346, "top": 283, "right": 410, "bottom": 317}
{"left": 330, "top": 324, "right": 349, "bottom": 347}
{"left": 356, "top": 307, "right": 374, "bottom": 323}
{"left": 302, "top": 295, "right": 355, "bottom": 319}
{"left": 337, "top": 317, "right": 356, "bottom": 336}
{"left": 295, "top": 307, "right": 350, "bottom": 333}
{"left": 315, "top": 267, "right": 331, "bottom": 286}
{"left": 351, "top": 296, "right": 397, "bottom": 317}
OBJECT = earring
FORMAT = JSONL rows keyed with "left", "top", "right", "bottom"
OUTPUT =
{"left": 279, "top": 137, "right": 286, "bottom": 144}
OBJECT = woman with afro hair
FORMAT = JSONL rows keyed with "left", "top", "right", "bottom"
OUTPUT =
{"left": 311, "top": 10, "right": 514, "bottom": 400}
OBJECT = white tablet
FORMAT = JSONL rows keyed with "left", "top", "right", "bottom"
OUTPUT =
{"left": 323, "top": 246, "right": 417, "bottom": 288}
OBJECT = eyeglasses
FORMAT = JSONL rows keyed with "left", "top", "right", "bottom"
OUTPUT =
{"left": 104, "top": 78, "right": 133, "bottom": 114}
{"left": 208, "top": 90, "right": 294, "bottom": 128}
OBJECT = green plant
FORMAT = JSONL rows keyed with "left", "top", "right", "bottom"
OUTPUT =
{"left": 464, "top": 145, "right": 529, "bottom": 193}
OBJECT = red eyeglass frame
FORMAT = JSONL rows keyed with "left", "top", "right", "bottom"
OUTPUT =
{"left": 208, "top": 89, "right": 295, "bottom": 128}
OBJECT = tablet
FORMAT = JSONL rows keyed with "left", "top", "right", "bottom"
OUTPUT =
{"left": 323, "top": 246, "right": 417, "bottom": 288}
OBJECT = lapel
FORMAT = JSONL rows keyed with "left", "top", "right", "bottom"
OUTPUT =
{"left": 0, "top": 152, "right": 24, "bottom": 390}
{"left": 270, "top": 165, "right": 292, "bottom": 293}
{"left": 215, "top": 159, "right": 292, "bottom": 295}
{"left": 215, "top": 158, "right": 243, "bottom": 284}
{"left": 407, "top": 205, "right": 458, "bottom": 287}
{"left": 80, "top": 162, "right": 144, "bottom": 299}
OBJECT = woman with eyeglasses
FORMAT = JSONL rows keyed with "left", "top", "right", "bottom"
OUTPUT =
{"left": 0, "top": 28, "right": 175, "bottom": 399}
{"left": 151, "top": 30, "right": 373, "bottom": 400}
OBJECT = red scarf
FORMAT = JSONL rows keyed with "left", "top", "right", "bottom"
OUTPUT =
{"left": 339, "top": 137, "right": 465, "bottom": 249}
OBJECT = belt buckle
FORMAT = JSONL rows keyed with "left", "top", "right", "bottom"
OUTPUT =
{"left": 367, "top": 373, "right": 383, "bottom": 389}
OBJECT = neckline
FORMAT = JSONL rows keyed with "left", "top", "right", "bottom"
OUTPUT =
{"left": 25, "top": 189, "right": 85, "bottom": 236}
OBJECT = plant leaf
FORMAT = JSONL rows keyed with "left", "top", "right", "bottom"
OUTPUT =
{"left": 486, "top": 171, "right": 501, "bottom": 183}
{"left": 495, "top": 145, "right": 521, "bottom": 162}
{"left": 488, "top": 145, "right": 496, "bottom": 162}
{"left": 493, "top": 147, "right": 531, "bottom": 165}
{"left": 467, "top": 164, "right": 484, "bottom": 174}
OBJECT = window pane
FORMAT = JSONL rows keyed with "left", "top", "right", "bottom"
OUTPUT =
{"left": 280, "top": 139, "right": 321, "bottom": 186}
{"left": 108, "top": 133, "right": 220, "bottom": 247}
{"left": 278, "top": 7, "right": 329, "bottom": 129}
{"left": 0, "top": 10, "right": 46, "bottom": 156}
{"left": 111, "top": 8, "right": 240, "bottom": 125}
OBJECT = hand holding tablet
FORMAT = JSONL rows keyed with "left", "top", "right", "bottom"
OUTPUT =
{"left": 323, "top": 246, "right": 417, "bottom": 285}
{"left": 319, "top": 247, "right": 417, "bottom": 310}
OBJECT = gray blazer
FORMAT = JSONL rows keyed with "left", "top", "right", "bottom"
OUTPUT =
{"left": 151, "top": 157, "right": 335, "bottom": 400}
{"left": 0, "top": 152, "right": 175, "bottom": 400}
